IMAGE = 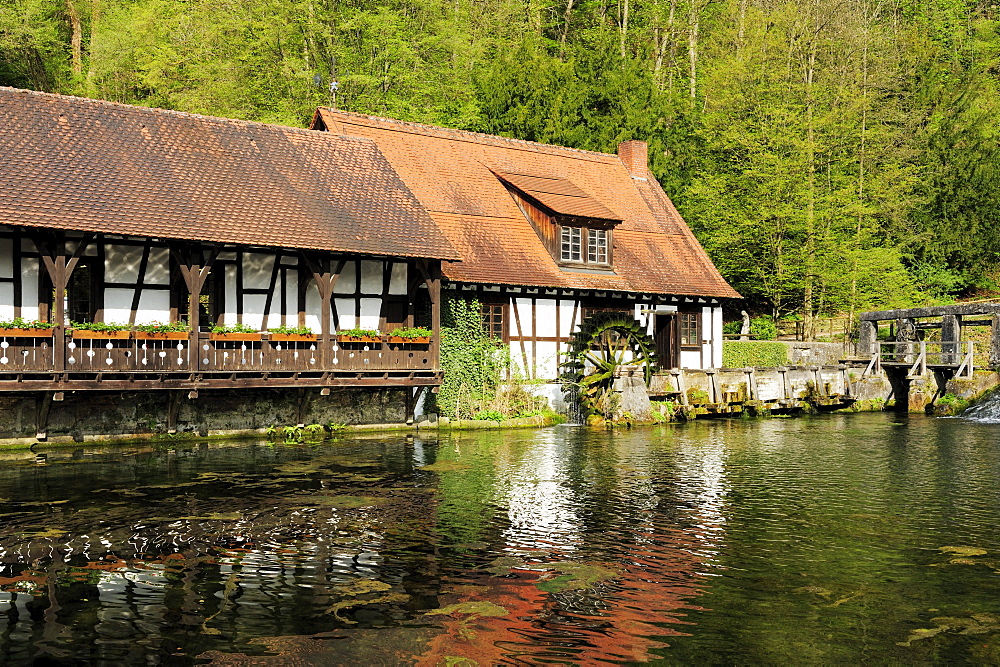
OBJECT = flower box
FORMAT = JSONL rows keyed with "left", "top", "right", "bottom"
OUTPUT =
{"left": 209, "top": 332, "right": 262, "bottom": 342}
{"left": 134, "top": 331, "right": 190, "bottom": 340}
{"left": 71, "top": 330, "right": 131, "bottom": 340}
{"left": 388, "top": 336, "right": 431, "bottom": 345}
{"left": 269, "top": 333, "right": 318, "bottom": 342}
{"left": 0, "top": 328, "right": 54, "bottom": 338}
{"left": 337, "top": 335, "right": 382, "bottom": 344}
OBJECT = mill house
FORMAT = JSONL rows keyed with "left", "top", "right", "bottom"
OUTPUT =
{"left": 0, "top": 87, "right": 458, "bottom": 405}
{"left": 310, "top": 109, "right": 739, "bottom": 388}
{"left": 0, "top": 86, "right": 738, "bottom": 434}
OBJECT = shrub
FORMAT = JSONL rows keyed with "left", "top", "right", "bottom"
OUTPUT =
{"left": 723, "top": 341, "right": 789, "bottom": 368}
{"left": 750, "top": 316, "right": 778, "bottom": 341}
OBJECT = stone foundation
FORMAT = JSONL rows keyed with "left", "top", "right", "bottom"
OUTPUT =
{"left": 0, "top": 387, "right": 409, "bottom": 446}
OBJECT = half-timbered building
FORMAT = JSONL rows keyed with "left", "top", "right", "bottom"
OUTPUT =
{"left": 310, "top": 109, "right": 740, "bottom": 381}
{"left": 0, "top": 88, "right": 458, "bottom": 406}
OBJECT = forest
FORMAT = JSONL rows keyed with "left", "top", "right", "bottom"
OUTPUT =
{"left": 1, "top": 0, "right": 998, "bottom": 335}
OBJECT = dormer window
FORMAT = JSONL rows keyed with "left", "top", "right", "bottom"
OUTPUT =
{"left": 588, "top": 229, "right": 608, "bottom": 264}
{"left": 561, "top": 227, "right": 582, "bottom": 261}
{"left": 494, "top": 170, "right": 621, "bottom": 272}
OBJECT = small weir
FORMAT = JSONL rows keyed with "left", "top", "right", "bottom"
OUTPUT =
{"left": 961, "top": 390, "right": 1000, "bottom": 422}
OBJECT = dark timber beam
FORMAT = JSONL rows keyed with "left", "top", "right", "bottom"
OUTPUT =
{"left": 415, "top": 259, "right": 442, "bottom": 370}
{"left": 31, "top": 232, "right": 95, "bottom": 372}
{"left": 862, "top": 304, "right": 1000, "bottom": 321}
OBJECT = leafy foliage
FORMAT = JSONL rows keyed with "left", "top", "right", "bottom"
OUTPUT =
{"left": 134, "top": 321, "right": 189, "bottom": 333}
{"left": 269, "top": 324, "right": 313, "bottom": 335}
{"left": 210, "top": 323, "right": 257, "bottom": 334}
{"left": 69, "top": 321, "right": 129, "bottom": 333}
{"left": 3, "top": 0, "right": 999, "bottom": 315}
{"left": 388, "top": 326, "right": 433, "bottom": 339}
{"left": 337, "top": 328, "right": 380, "bottom": 339}
{"left": 435, "top": 293, "right": 509, "bottom": 419}
{"left": 0, "top": 317, "right": 54, "bottom": 330}
{"left": 722, "top": 342, "right": 789, "bottom": 368}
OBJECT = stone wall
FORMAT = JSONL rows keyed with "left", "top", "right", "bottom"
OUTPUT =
{"left": 0, "top": 387, "right": 408, "bottom": 446}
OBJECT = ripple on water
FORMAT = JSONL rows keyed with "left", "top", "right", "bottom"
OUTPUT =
{"left": 2, "top": 415, "right": 1000, "bottom": 663}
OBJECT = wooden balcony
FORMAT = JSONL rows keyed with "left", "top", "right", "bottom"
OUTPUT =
{"left": 0, "top": 331, "right": 440, "bottom": 391}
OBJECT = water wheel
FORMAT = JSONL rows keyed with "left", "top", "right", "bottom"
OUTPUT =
{"left": 560, "top": 311, "right": 657, "bottom": 418}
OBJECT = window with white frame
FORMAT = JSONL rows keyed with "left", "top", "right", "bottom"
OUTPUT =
{"left": 588, "top": 229, "right": 608, "bottom": 264}
{"left": 561, "top": 226, "right": 582, "bottom": 262}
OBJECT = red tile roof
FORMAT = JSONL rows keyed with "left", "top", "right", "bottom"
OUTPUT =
{"left": 0, "top": 87, "right": 458, "bottom": 261}
{"left": 494, "top": 171, "right": 620, "bottom": 222}
{"left": 313, "top": 108, "right": 740, "bottom": 299}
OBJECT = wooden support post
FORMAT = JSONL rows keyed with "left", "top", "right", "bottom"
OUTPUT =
{"left": 167, "top": 390, "right": 183, "bottom": 434}
{"left": 302, "top": 253, "right": 342, "bottom": 370}
{"left": 991, "top": 314, "right": 1000, "bottom": 370}
{"left": 296, "top": 388, "right": 308, "bottom": 427}
{"left": 32, "top": 233, "right": 94, "bottom": 373}
{"left": 415, "top": 260, "right": 442, "bottom": 371}
{"left": 173, "top": 243, "right": 222, "bottom": 373}
{"left": 941, "top": 314, "right": 960, "bottom": 365}
{"left": 858, "top": 320, "right": 877, "bottom": 358}
{"left": 35, "top": 391, "right": 54, "bottom": 441}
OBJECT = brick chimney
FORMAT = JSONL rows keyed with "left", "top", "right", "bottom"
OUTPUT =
{"left": 617, "top": 140, "right": 648, "bottom": 178}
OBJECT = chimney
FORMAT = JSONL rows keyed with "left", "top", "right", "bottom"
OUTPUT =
{"left": 617, "top": 140, "right": 648, "bottom": 178}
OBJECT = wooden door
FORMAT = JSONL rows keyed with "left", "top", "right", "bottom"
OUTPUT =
{"left": 654, "top": 313, "right": 680, "bottom": 369}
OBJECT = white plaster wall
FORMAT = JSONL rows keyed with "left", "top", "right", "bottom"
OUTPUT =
{"left": 334, "top": 297, "right": 356, "bottom": 330}
{"left": 334, "top": 262, "right": 357, "bottom": 294}
{"left": 511, "top": 298, "right": 532, "bottom": 338}
{"left": 680, "top": 350, "right": 702, "bottom": 369}
{"left": 535, "top": 299, "right": 556, "bottom": 337}
{"left": 359, "top": 298, "right": 381, "bottom": 330}
{"left": 104, "top": 245, "right": 141, "bottom": 283}
{"left": 135, "top": 290, "right": 171, "bottom": 324}
{"left": 103, "top": 288, "right": 135, "bottom": 324}
{"left": 242, "top": 294, "right": 267, "bottom": 330}
{"left": 223, "top": 264, "right": 238, "bottom": 325}
{"left": 712, "top": 306, "right": 724, "bottom": 368}
{"left": 242, "top": 253, "right": 274, "bottom": 290}
{"left": 19, "top": 258, "right": 38, "bottom": 320}
{"left": 360, "top": 260, "right": 382, "bottom": 293}
{"left": 0, "top": 283, "right": 13, "bottom": 319}
{"left": 284, "top": 270, "right": 298, "bottom": 323}
{"left": 558, "top": 300, "right": 578, "bottom": 337}
{"left": 535, "top": 340, "right": 559, "bottom": 379}
{"left": 305, "top": 281, "right": 322, "bottom": 332}
{"left": 388, "top": 262, "right": 407, "bottom": 295}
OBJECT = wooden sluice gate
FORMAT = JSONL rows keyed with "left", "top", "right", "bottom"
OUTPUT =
{"left": 646, "top": 365, "right": 858, "bottom": 417}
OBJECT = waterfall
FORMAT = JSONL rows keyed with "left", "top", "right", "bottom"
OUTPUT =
{"left": 961, "top": 391, "right": 1000, "bottom": 423}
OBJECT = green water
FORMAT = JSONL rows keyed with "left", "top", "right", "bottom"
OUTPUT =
{"left": 2, "top": 412, "right": 1000, "bottom": 664}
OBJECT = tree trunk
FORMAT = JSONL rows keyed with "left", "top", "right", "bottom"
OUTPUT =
{"left": 66, "top": 0, "right": 83, "bottom": 79}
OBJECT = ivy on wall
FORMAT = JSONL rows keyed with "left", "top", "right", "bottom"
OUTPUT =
{"left": 434, "top": 292, "right": 508, "bottom": 419}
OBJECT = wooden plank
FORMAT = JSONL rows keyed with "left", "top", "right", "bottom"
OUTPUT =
{"left": 862, "top": 303, "right": 1000, "bottom": 321}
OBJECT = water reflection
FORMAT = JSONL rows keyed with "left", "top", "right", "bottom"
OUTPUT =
{"left": 1, "top": 414, "right": 1000, "bottom": 663}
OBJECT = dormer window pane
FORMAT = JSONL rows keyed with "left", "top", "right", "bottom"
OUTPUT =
{"left": 588, "top": 229, "right": 608, "bottom": 264}
{"left": 561, "top": 227, "right": 581, "bottom": 261}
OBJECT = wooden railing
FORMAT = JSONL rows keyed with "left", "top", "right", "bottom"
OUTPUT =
{"left": 861, "top": 340, "right": 974, "bottom": 379}
{"left": 0, "top": 333, "right": 437, "bottom": 375}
